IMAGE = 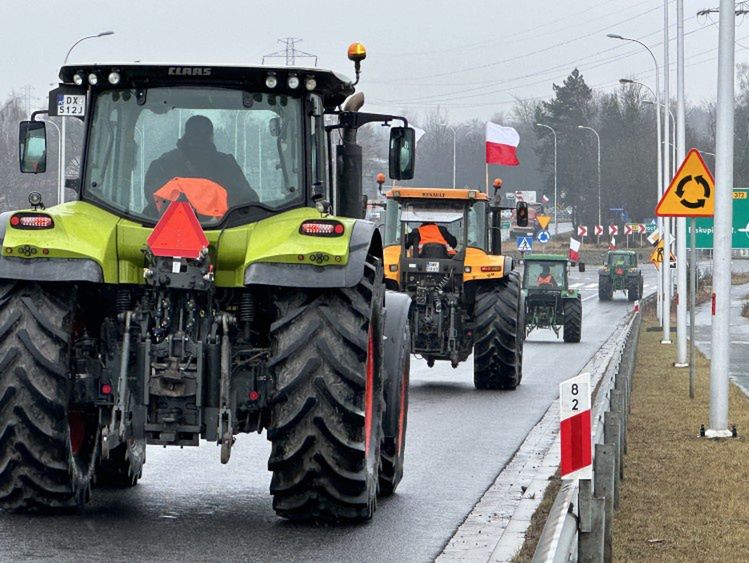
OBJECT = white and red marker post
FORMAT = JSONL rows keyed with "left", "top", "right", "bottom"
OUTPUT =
{"left": 560, "top": 372, "right": 592, "bottom": 480}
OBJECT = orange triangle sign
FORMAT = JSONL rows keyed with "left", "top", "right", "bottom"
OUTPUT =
{"left": 656, "top": 148, "right": 715, "bottom": 217}
{"left": 147, "top": 201, "right": 209, "bottom": 259}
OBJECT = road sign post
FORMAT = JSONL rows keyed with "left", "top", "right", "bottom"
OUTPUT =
{"left": 560, "top": 373, "right": 592, "bottom": 480}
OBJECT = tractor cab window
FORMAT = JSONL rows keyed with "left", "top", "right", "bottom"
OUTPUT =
{"left": 384, "top": 198, "right": 401, "bottom": 246}
{"left": 400, "top": 201, "right": 465, "bottom": 256}
{"left": 467, "top": 201, "right": 487, "bottom": 249}
{"left": 84, "top": 87, "right": 304, "bottom": 225}
{"left": 608, "top": 253, "right": 635, "bottom": 268}
{"left": 524, "top": 262, "right": 567, "bottom": 290}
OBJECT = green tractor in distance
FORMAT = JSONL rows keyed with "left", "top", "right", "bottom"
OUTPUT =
{"left": 522, "top": 254, "right": 581, "bottom": 343}
{"left": 598, "top": 250, "right": 643, "bottom": 301}
{"left": 0, "top": 45, "right": 415, "bottom": 523}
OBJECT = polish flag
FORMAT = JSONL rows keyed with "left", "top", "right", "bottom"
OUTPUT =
{"left": 568, "top": 237, "right": 581, "bottom": 262}
{"left": 542, "top": 194, "right": 550, "bottom": 204}
{"left": 485, "top": 123, "right": 520, "bottom": 166}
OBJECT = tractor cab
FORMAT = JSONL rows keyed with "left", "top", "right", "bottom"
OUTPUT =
{"left": 382, "top": 188, "right": 504, "bottom": 292}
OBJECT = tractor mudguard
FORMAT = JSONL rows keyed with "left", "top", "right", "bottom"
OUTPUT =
{"left": 382, "top": 290, "right": 411, "bottom": 437}
{"left": 0, "top": 257, "right": 103, "bottom": 282}
{"left": 244, "top": 221, "right": 382, "bottom": 288}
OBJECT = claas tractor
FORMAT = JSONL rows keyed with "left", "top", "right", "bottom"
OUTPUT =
{"left": 598, "top": 250, "right": 643, "bottom": 301}
{"left": 382, "top": 182, "right": 526, "bottom": 390}
{"left": 0, "top": 44, "right": 415, "bottom": 523}
{"left": 522, "top": 254, "right": 581, "bottom": 343}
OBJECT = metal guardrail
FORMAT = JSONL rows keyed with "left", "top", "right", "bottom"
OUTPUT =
{"left": 531, "top": 295, "right": 651, "bottom": 563}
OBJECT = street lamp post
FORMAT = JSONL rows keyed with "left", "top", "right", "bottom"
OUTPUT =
{"left": 536, "top": 123, "right": 558, "bottom": 235}
{"left": 609, "top": 34, "right": 664, "bottom": 325}
{"left": 577, "top": 125, "right": 601, "bottom": 232}
{"left": 60, "top": 31, "right": 114, "bottom": 205}
{"left": 447, "top": 125, "right": 463, "bottom": 188}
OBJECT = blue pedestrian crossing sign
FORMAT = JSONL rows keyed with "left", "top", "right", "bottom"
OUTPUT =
{"left": 516, "top": 236, "right": 533, "bottom": 253}
{"left": 537, "top": 230, "right": 550, "bottom": 244}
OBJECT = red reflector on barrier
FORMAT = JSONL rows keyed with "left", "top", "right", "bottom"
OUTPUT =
{"left": 147, "top": 201, "right": 208, "bottom": 259}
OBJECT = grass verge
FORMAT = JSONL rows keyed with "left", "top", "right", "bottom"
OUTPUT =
{"left": 612, "top": 314, "right": 749, "bottom": 561}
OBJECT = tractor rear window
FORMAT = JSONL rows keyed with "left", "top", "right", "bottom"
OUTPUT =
{"left": 524, "top": 262, "right": 567, "bottom": 290}
{"left": 83, "top": 87, "right": 304, "bottom": 225}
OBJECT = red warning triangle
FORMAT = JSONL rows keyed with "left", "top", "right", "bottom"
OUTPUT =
{"left": 147, "top": 201, "right": 209, "bottom": 259}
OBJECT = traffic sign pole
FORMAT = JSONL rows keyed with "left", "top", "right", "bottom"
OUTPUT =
{"left": 707, "top": 0, "right": 735, "bottom": 437}
{"left": 675, "top": 0, "right": 688, "bottom": 367}
{"left": 689, "top": 217, "right": 696, "bottom": 399}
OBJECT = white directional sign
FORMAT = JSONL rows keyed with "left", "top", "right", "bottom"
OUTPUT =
{"left": 609, "top": 225, "right": 618, "bottom": 236}
{"left": 577, "top": 225, "right": 588, "bottom": 237}
{"left": 560, "top": 373, "right": 592, "bottom": 480}
{"left": 624, "top": 224, "right": 634, "bottom": 235}
{"left": 594, "top": 225, "right": 604, "bottom": 236}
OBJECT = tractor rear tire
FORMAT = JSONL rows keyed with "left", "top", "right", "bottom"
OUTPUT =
{"left": 627, "top": 277, "right": 642, "bottom": 301}
{"left": 0, "top": 282, "right": 99, "bottom": 512}
{"left": 598, "top": 277, "right": 612, "bottom": 301}
{"left": 563, "top": 297, "right": 582, "bottom": 343}
{"left": 379, "top": 291, "right": 411, "bottom": 497}
{"left": 473, "top": 272, "right": 524, "bottom": 390}
{"left": 95, "top": 439, "right": 145, "bottom": 488}
{"left": 267, "top": 257, "right": 385, "bottom": 523}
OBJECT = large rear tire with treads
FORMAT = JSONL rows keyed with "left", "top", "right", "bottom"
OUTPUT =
{"left": 473, "top": 272, "right": 524, "bottom": 390}
{"left": 0, "top": 282, "right": 98, "bottom": 512}
{"left": 267, "top": 257, "right": 385, "bottom": 522}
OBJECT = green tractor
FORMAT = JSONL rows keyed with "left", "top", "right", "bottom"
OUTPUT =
{"left": 522, "top": 255, "right": 581, "bottom": 343}
{"left": 598, "top": 250, "right": 643, "bottom": 301}
{"left": 0, "top": 46, "right": 415, "bottom": 523}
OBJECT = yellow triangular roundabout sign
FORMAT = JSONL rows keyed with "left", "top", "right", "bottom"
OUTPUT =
{"left": 656, "top": 148, "right": 715, "bottom": 217}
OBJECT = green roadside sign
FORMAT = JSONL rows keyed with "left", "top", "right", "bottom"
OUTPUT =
{"left": 691, "top": 188, "right": 749, "bottom": 249}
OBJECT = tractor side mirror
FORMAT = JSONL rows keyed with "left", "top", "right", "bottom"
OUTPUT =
{"left": 516, "top": 202, "right": 529, "bottom": 227}
{"left": 389, "top": 127, "right": 415, "bottom": 180}
{"left": 19, "top": 121, "right": 47, "bottom": 174}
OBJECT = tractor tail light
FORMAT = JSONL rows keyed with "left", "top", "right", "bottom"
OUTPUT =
{"left": 9, "top": 213, "right": 54, "bottom": 229}
{"left": 299, "top": 220, "right": 345, "bottom": 237}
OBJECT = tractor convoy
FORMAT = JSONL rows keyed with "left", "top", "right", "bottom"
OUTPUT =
{"left": 0, "top": 43, "right": 613, "bottom": 527}
{"left": 0, "top": 45, "right": 415, "bottom": 522}
{"left": 381, "top": 184, "right": 526, "bottom": 390}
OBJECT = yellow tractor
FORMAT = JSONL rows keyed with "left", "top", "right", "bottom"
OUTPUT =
{"left": 381, "top": 181, "right": 527, "bottom": 389}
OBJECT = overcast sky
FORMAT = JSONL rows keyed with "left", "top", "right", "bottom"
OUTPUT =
{"left": 0, "top": 0, "right": 743, "bottom": 124}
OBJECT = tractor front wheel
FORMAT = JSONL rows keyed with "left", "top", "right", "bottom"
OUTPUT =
{"left": 473, "top": 272, "right": 524, "bottom": 390}
{"left": 0, "top": 282, "right": 98, "bottom": 512}
{"left": 267, "top": 257, "right": 385, "bottom": 523}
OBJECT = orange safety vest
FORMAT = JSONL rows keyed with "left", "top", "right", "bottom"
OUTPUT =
{"left": 537, "top": 274, "right": 554, "bottom": 286}
{"left": 417, "top": 224, "right": 450, "bottom": 251}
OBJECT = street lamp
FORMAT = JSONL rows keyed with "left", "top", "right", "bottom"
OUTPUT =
{"left": 535, "top": 123, "right": 558, "bottom": 234}
{"left": 577, "top": 125, "right": 602, "bottom": 230}
{"left": 60, "top": 31, "right": 115, "bottom": 204}
{"left": 447, "top": 125, "right": 465, "bottom": 189}
{"left": 610, "top": 34, "right": 665, "bottom": 324}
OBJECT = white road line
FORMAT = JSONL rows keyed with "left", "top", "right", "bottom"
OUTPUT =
{"left": 585, "top": 283, "right": 598, "bottom": 289}
{"left": 582, "top": 294, "right": 597, "bottom": 302}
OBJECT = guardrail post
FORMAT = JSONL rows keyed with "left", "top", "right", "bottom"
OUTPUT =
{"left": 578, "top": 493, "right": 605, "bottom": 562}
{"left": 594, "top": 443, "right": 615, "bottom": 562}
{"left": 604, "top": 412, "right": 622, "bottom": 503}
{"left": 610, "top": 389, "right": 626, "bottom": 457}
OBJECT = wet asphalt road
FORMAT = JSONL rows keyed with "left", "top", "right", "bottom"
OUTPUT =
{"left": 0, "top": 266, "right": 658, "bottom": 562}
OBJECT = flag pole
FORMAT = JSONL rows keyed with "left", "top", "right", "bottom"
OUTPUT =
{"left": 485, "top": 163, "right": 489, "bottom": 193}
